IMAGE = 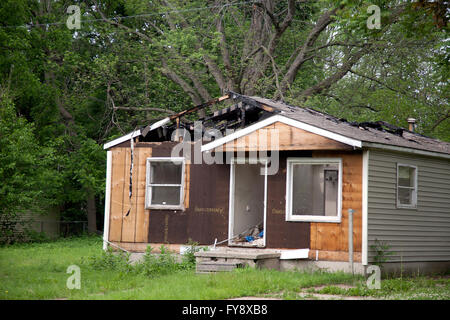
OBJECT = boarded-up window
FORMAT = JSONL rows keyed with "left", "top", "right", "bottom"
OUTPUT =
{"left": 397, "top": 164, "right": 417, "bottom": 208}
{"left": 146, "top": 158, "right": 185, "bottom": 209}
{"left": 286, "top": 158, "right": 342, "bottom": 222}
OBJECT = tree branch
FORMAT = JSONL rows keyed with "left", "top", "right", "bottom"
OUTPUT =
{"left": 278, "top": 6, "right": 340, "bottom": 97}
{"left": 113, "top": 107, "right": 175, "bottom": 114}
{"left": 297, "top": 45, "right": 369, "bottom": 100}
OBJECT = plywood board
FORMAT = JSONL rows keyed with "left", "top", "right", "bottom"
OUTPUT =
{"left": 108, "top": 148, "right": 126, "bottom": 241}
{"left": 219, "top": 122, "right": 352, "bottom": 152}
{"left": 120, "top": 148, "right": 135, "bottom": 242}
{"left": 135, "top": 148, "right": 152, "bottom": 243}
{"left": 266, "top": 155, "right": 310, "bottom": 249}
{"left": 310, "top": 151, "right": 363, "bottom": 257}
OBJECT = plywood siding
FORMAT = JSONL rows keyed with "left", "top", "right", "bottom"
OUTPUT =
{"left": 310, "top": 151, "right": 363, "bottom": 261}
{"left": 135, "top": 147, "right": 152, "bottom": 242}
{"left": 367, "top": 150, "right": 450, "bottom": 262}
{"left": 108, "top": 148, "right": 126, "bottom": 241}
{"left": 219, "top": 122, "right": 352, "bottom": 152}
{"left": 266, "top": 152, "right": 310, "bottom": 249}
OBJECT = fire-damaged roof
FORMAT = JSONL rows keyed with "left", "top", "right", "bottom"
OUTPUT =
{"left": 104, "top": 92, "right": 450, "bottom": 158}
{"left": 244, "top": 95, "right": 450, "bottom": 156}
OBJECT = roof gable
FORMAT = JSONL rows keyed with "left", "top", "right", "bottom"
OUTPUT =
{"left": 201, "top": 115, "right": 361, "bottom": 152}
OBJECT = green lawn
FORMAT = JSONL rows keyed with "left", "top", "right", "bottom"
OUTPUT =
{"left": 0, "top": 236, "right": 448, "bottom": 300}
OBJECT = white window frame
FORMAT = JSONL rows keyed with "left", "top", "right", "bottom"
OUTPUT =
{"left": 145, "top": 157, "right": 185, "bottom": 210}
{"left": 228, "top": 157, "right": 268, "bottom": 247}
{"left": 396, "top": 163, "right": 418, "bottom": 209}
{"left": 285, "top": 158, "right": 343, "bottom": 223}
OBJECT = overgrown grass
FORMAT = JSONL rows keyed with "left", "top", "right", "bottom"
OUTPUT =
{"left": 0, "top": 236, "right": 448, "bottom": 300}
{"left": 310, "top": 276, "right": 450, "bottom": 300}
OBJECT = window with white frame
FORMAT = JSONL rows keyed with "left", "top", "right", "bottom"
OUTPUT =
{"left": 396, "top": 164, "right": 417, "bottom": 208}
{"left": 145, "top": 157, "right": 185, "bottom": 210}
{"left": 286, "top": 158, "right": 342, "bottom": 222}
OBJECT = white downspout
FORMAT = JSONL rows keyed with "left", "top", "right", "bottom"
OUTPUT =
{"left": 362, "top": 150, "right": 369, "bottom": 266}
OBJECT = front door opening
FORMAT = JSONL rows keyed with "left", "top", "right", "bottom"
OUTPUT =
{"left": 229, "top": 160, "right": 267, "bottom": 247}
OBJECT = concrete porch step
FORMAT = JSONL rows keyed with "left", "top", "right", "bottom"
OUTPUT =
{"left": 196, "top": 261, "right": 244, "bottom": 273}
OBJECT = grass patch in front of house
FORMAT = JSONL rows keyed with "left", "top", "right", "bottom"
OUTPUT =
{"left": 0, "top": 236, "right": 356, "bottom": 300}
{"left": 1, "top": 236, "right": 448, "bottom": 300}
{"left": 309, "top": 276, "right": 450, "bottom": 300}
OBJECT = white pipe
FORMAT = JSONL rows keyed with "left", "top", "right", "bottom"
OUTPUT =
{"left": 348, "top": 208, "right": 354, "bottom": 274}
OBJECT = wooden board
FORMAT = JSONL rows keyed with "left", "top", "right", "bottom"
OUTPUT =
{"left": 120, "top": 148, "right": 135, "bottom": 242}
{"left": 310, "top": 151, "right": 363, "bottom": 262}
{"left": 308, "top": 250, "right": 362, "bottom": 262}
{"left": 266, "top": 153, "right": 310, "bottom": 249}
{"left": 219, "top": 122, "right": 352, "bottom": 152}
{"left": 134, "top": 148, "right": 152, "bottom": 243}
{"left": 108, "top": 148, "right": 126, "bottom": 241}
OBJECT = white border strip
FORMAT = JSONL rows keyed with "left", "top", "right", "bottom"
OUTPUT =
{"left": 201, "top": 115, "right": 362, "bottom": 152}
{"left": 103, "top": 130, "right": 142, "bottom": 150}
{"left": 228, "top": 158, "right": 268, "bottom": 247}
{"left": 362, "top": 150, "right": 369, "bottom": 265}
{"left": 103, "top": 150, "right": 112, "bottom": 251}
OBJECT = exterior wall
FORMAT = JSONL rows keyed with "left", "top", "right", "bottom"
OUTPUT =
{"left": 367, "top": 149, "right": 450, "bottom": 263}
{"left": 266, "top": 151, "right": 311, "bottom": 249}
{"left": 309, "top": 151, "right": 363, "bottom": 262}
{"left": 107, "top": 141, "right": 363, "bottom": 261}
{"left": 108, "top": 142, "right": 229, "bottom": 246}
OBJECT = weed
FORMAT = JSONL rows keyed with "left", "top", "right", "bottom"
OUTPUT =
{"left": 370, "top": 239, "right": 395, "bottom": 268}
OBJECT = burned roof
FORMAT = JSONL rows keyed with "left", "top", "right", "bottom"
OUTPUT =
{"left": 105, "top": 92, "right": 450, "bottom": 156}
{"left": 241, "top": 94, "right": 450, "bottom": 156}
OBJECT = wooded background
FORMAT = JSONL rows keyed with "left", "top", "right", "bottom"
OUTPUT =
{"left": 0, "top": 0, "right": 448, "bottom": 238}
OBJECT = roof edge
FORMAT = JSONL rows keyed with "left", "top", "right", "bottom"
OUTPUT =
{"left": 363, "top": 142, "right": 450, "bottom": 160}
{"left": 103, "top": 129, "right": 142, "bottom": 150}
{"left": 201, "top": 114, "right": 362, "bottom": 152}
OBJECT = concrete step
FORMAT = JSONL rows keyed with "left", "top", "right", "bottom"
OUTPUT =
{"left": 196, "top": 261, "right": 244, "bottom": 273}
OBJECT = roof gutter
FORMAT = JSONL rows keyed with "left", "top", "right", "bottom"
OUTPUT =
{"left": 362, "top": 142, "right": 450, "bottom": 160}
{"left": 103, "top": 129, "right": 142, "bottom": 150}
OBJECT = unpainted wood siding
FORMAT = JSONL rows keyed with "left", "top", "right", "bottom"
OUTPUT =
{"left": 309, "top": 151, "right": 363, "bottom": 261}
{"left": 367, "top": 150, "right": 450, "bottom": 263}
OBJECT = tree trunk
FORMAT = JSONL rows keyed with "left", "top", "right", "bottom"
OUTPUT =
{"left": 87, "top": 192, "right": 97, "bottom": 234}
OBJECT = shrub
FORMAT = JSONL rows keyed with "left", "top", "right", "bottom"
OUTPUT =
{"left": 87, "top": 248, "right": 133, "bottom": 273}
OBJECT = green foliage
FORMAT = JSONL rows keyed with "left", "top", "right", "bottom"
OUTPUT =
{"left": 370, "top": 238, "right": 395, "bottom": 267}
{"left": 87, "top": 247, "right": 134, "bottom": 273}
{"left": 86, "top": 244, "right": 196, "bottom": 278}
{"left": 0, "top": 95, "right": 62, "bottom": 243}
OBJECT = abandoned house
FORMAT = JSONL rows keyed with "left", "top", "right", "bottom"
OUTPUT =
{"left": 102, "top": 92, "right": 450, "bottom": 274}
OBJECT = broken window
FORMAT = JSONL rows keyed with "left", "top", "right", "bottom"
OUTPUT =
{"left": 397, "top": 164, "right": 417, "bottom": 208}
{"left": 146, "top": 157, "right": 185, "bottom": 209}
{"left": 286, "top": 158, "right": 342, "bottom": 222}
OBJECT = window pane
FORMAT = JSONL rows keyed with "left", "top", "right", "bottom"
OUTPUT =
{"left": 398, "top": 187, "right": 413, "bottom": 205}
{"left": 150, "top": 161, "right": 182, "bottom": 184}
{"left": 151, "top": 186, "right": 181, "bottom": 206}
{"left": 291, "top": 163, "right": 339, "bottom": 216}
{"left": 398, "top": 166, "right": 415, "bottom": 187}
